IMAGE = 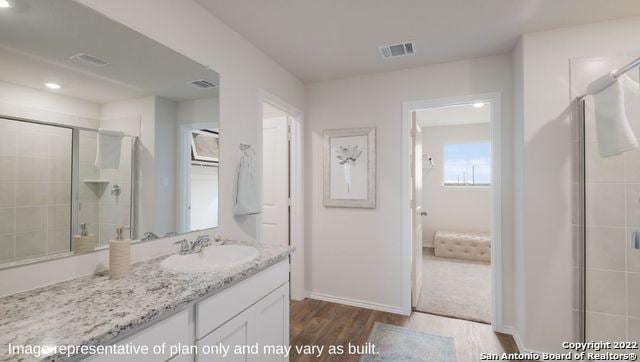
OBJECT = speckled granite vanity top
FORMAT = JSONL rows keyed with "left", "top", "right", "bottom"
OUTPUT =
{"left": 0, "top": 241, "right": 292, "bottom": 361}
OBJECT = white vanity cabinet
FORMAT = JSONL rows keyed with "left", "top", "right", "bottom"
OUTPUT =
{"left": 195, "top": 283, "right": 289, "bottom": 361}
{"left": 93, "top": 260, "right": 289, "bottom": 362}
{"left": 195, "top": 261, "right": 289, "bottom": 361}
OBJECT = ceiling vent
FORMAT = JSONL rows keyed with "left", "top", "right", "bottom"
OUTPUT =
{"left": 378, "top": 41, "right": 415, "bottom": 60}
{"left": 189, "top": 79, "right": 217, "bottom": 89}
{"left": 70, "top": 53, "right": 109, "bottom": 67}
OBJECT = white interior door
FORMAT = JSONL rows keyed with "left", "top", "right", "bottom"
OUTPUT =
{"left": 411, "top": 113, "right": 424, "bottom": 307}
{"left": 262, "top": 116, "right": 289, "bottom": 246}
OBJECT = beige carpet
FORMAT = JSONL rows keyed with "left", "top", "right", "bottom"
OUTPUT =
{"left": 417, "top": 248, "right": 491, "bottom": 324}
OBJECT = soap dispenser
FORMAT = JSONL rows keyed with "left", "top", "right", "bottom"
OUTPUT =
{"left": 74, "top": 223, "right": 96, "bottom": 254}
{"left": 109, "top": 227, "right": 131, "bottom": 279}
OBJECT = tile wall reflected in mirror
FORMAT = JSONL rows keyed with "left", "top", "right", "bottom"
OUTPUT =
{"left": 0, "top": 0, "right": 220, "bottom": 267}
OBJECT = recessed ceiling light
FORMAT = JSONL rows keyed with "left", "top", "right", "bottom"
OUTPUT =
{"left": 473, "top": 102, "right": 485, "bottom": 108}
{"left": 45, "top": 82, "right": 61, "bottom": 90}
{"left": 0, "top": 0, "right": 12, "bottom": 8}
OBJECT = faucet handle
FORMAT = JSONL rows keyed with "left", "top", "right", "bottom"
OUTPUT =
{"left": 198, "top": 235, "right": 211, "bottom": 245}
{"left": 174, "top": 239, "right": 190, "bottom": 254}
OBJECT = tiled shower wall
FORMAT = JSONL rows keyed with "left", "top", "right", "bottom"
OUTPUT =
{"left": 0, "top": 119, "right": 72, "bottom": 263}
{"left": 572, "top": 53, "right": 640, "bottom": 342}
{"left": 78, "top": 131, "right": 132, "bottom": 246}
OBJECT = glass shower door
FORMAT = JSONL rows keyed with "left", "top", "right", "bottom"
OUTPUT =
{"left": 572, "top": 52, "right": 640, "bottom": 343}
{"left": 0, "top": 118, "right": 72, "bottom": 263}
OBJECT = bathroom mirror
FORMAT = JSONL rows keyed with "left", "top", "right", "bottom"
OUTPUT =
{"left": 0, "top": 0, "right": 220, "bottom": 267}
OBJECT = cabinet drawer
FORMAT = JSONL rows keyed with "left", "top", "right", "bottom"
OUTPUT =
{"left": 196, "top": 260, "right": 288, "bottom": 339}
{"left": 91, "top": 308, "right": 190, "bottom": 361}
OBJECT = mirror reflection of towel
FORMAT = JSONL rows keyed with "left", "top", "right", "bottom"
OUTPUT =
{"left": 234, "top": 151, "right": 260, "bottom": 215}
{"left": 95, "top": 129, "right": 124, "bottom": 169}
{"left": 586, "top": 74, "right": 639, "bottom": 158}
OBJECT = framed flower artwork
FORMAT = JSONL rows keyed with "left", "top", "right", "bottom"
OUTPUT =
{"left": 323, "top": 127, "right": 376, "bottom": 208}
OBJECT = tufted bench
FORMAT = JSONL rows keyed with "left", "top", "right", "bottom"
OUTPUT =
{"left": 433, "top": 230, "right": 491, "bottom": 263}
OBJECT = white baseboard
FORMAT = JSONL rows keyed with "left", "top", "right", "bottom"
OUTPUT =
{"left": 306, "top": 291, "right": 407, "bottom": 315}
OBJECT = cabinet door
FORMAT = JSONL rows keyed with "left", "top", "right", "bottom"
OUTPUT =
{"left": 250, "top": 283, "right": 289, "bottom": 362}
{"left": 196, "top": 311, "right": 252, "bottom": 362}
{"left": 196, "top": 283, "right": 289, "bottom": 362}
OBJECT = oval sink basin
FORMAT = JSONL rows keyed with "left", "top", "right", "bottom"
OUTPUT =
{"left": 161, "top": 245, "right": 259, "bottom": 273}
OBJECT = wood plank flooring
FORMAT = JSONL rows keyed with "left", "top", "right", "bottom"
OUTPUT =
{"left": 290, "top": 299, "right": 518, "bottom": 362}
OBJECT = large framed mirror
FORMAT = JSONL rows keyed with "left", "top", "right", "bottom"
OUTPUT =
{"left": 0, "top": 0, "right": 220, "bottom": 267}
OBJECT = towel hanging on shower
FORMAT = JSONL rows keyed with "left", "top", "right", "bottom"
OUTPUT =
{"left": 95, "top": 129, "right": 124, "bottom": 169}
{"left": 234, "top": 145, "right": 260, "bottom": 215}
{"left": 586, "top": 73, "right": 640, "bottom": 158}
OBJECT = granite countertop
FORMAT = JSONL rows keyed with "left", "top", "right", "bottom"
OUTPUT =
{"left": 0, "top": 241, "right": 292, "bottom": 361}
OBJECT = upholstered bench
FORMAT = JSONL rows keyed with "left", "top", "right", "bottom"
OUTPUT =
{"left": 433, "top": 230, "right": 491, "bottom": 263}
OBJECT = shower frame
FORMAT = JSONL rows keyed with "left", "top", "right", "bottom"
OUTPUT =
{"left": 0, "top": 114, "right": 138, "bottom": 249}
{"left": 575, "top": 54, "right": 640, "bottom": 344}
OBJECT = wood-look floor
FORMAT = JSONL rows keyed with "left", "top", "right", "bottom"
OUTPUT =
{"left": 290, "top": 299, "right": 518, "bottom": 362}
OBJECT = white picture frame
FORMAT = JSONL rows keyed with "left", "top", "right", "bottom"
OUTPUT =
{"left": 323, "top": 127, "right": 376, "bottom": 208}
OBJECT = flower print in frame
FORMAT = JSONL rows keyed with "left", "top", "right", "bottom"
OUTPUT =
{"left": 323, "top": 127, "right": 376, "bottom": 208}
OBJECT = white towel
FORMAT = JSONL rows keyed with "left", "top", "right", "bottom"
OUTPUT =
{"left": 95, "top": 129, "right": 124, "bottom": 169}
{"left": 233, "top": 150, "right": 260, "bottom": 215}
{"left": 586, "top": 74, "right": 640, "bottom": 158}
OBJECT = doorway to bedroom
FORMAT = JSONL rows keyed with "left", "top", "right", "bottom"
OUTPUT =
{"left": 404, "top": 94, "right": 502, "bottom": 326}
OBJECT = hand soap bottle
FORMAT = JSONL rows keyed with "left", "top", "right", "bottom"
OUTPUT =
{"left": 109, "top": 227, "right": 131, "bottom": 279}
{"left": 74, "top": 223, "right": 96, "bottom": 254}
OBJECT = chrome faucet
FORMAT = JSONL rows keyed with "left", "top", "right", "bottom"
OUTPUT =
{"left": 174, "top": 239, "right": 190, "bottom": 255}
{"left": 173, "top": 235, "right": 211, "bottom": 255}
{"left": 190, "top": 235, "right": 211, "bottom": 253}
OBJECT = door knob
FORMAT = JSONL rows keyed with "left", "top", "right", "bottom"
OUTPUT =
{"left": 420, "top": 211, "right": 428, "bottom": 216}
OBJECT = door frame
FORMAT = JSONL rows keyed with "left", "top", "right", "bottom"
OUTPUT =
{"left": 178, "top": 122, "right": 219, "bottom": 233}
{"left": 401, "top": 92, "right": 503, "bottom": 330}
{"left": 410, "top": 118, "right": 423, "bottom": 308}
{"left": 258, "top": 90, "right": 305, "bottom": 301}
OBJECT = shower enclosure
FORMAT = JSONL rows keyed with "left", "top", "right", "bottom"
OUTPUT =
{"left": 572, "top": 52, "right": 640, "bottom": 343}
{"left": 78, "top": 130, "right": 136, "bottom": 246}
{"left": 0, "top": 116, "right": 136, "bottom": 264}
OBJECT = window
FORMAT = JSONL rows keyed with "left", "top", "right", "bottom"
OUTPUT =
{"left": 443, "top": 142, "right": 491, "bottom": 186}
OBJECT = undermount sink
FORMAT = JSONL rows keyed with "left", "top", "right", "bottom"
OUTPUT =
{"left": 161, "top": 244, "right": 259, "bottom": 273}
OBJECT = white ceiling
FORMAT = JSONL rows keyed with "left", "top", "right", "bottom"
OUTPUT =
{"left": 0, "top": 0, "right": 219, "bottom": 104}
{"left": 416, "top": 103, "right": 489, "bottom": 127}
{"left": 197, "top": 0, "right": 640, "bottom": 83}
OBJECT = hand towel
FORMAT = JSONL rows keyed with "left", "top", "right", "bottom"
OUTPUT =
{"left": 587, "top": 74, "right": 640, "bottom": 158}
{"left": 95, "top": 129, "right": 124, "bottom": 169}
{"left": 233, "top": 150, "right": 260, "bottom": 215}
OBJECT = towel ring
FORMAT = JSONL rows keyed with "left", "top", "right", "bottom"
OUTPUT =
{"left": 239, "top": 143, "right": 255, "bottom": 158}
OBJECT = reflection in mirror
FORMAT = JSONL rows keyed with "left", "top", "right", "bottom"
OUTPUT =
{"left": 77, "top": 130, "right": 135, "bottom": 248}
{"left": 185, "top": 129, "right": 219, "bottom": 231}
{"left": 0, "top": 120, "right": 73, "bottom": 260}
{"left": 0, "top": 0, "right": 220, "bottom": 266}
